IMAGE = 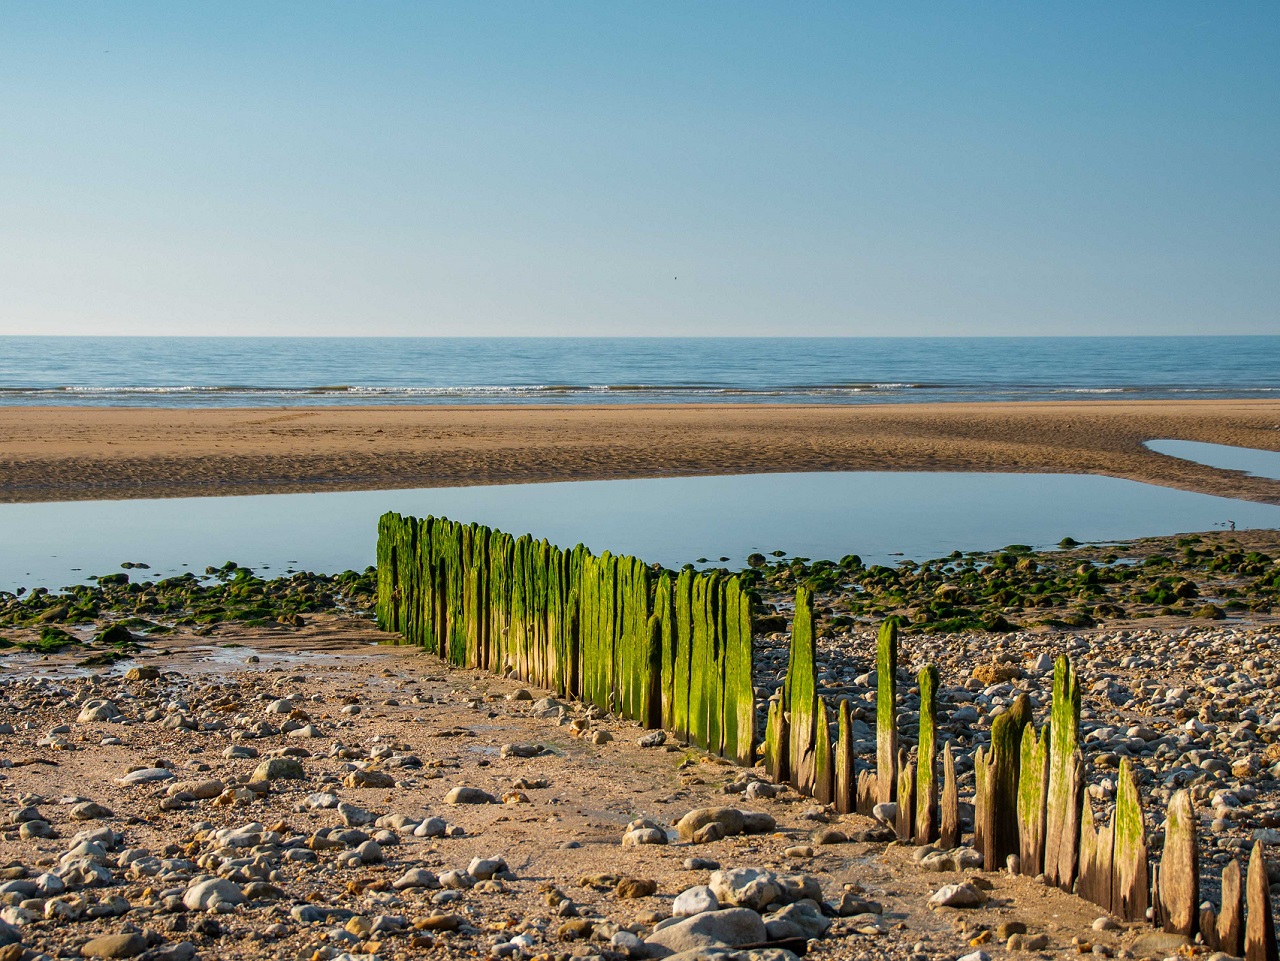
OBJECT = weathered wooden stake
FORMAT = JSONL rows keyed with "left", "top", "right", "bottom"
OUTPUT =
{"left": 787, "top": 587, "right": 817, "bottom": 796}
{"left": 1245, "top": 841, "right": 1278, "bottom": 961}
{"left": 835, "top": 699, "right": 854, "bottom": 814}
{"left": 814, "top": 696, "right": 834, "bottom": 805}
{"left": 1044, "top": 655, "right": 1083, "bottom": 892}
{"left": 876, "top": 619, "right": 897, "bottom": 805}
{"left": 895, "top": 749, "right": 915, "bottom": 843}
{"left": 1111, "top": 757, "right": 1149, "bottom": 923}
{"left": 1218, "top": 858, "right": 1243, "bottom": 957}
{"left": 974, "top": 695, "right": 1030, "bottom": 872}
{"left": 1018, "top": 720, "right": 1050, "bottom": 877}
{"left": 940, "top": 742, "right": 960, "bottom": 849}
{"left": 1076, "top": 800, "right": 1113, "bottom": 913}
{"left": 1158, "top": 788, "right": 1198, "bottom": 938}
{"left": 915, "top": 665, "right": 939, "bottom": 844}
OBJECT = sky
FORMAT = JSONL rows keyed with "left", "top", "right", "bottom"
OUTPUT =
{"left": 0, "top": 2, "right": 1276, "bottom": 337}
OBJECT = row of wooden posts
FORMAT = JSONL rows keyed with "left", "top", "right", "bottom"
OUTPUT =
{"left": 374, "top": 513, "right": 756, "bottom": 764}
{"left": 764, "top": 587, "right": 1278, "bottom": 960}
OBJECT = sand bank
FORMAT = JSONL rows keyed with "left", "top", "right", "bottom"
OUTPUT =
{"left": 1, "top": 399, "right": 1278, "bottom": 504}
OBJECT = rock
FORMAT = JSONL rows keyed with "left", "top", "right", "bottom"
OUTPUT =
{"left": 764, "top": 900, "right": 831, "bottom": 940}
{"left": 837, "top": 892, "right": 883, "bottom": 916}
{"left": 344, "top": 769, "right": 394, "bottom": 789}
{"left": 183, "top": 878, "right": 246, "bottom": 912}
{"left": 167, "top": 780, "right": 224, "bottom": 800}
{"left": 80, "top": 932, "right": 148, "bottom": 959}
{"left": 1130, "top": 931, "right": 1192, "bottom": 956}
{"left": 78, "top": 700, "right": 123, "bottom": 723}
{"left": 70, "top": 801, "right": 113, "bottom": 821}
{"left": 337, "top": 802, "right": 377, "bottom": 826}
{"left": 444, "top": 786, "right": 495, "bottom": 805}
{"left": 499, "top": 743, "right": 541, "bottom": 758}
{"left": 639, "top": 731, "right": 667, "bottom": 748}
{"left": 673, "top": 885, "right": 720, "bottom": 917}
{"left": 124, "top": 666, "right": 160, "bottom": 681}
{"left": 393, "top": 868, "right": 438, "bottom": 890}
{"left": 617, "top": 878, "right": 658, "bottom": 899}
{"left": 928, "top": 882, "right": 984, "bottom": 908}
{"left": 645, "top": 908, "right": 768, "bottom": 954}
{"left": 413, "top": 817, "right": 448, "bottom": 837}
{"left": 354, "top": 840, "right": 383, "bottom": 863}
{"left": 468, "top": 858, "right": 508, "bottom": 880}
{"left": 623, "top": 828, "right": 668, "bottom": 847}
{"left": 0, "top": 919, "right": 19, "bottom": 947}
{"left": 709, "top": 869, "right": 781, "bottom": 912}
{"left": 252, "top": 758, "right": 305, "bottom": 782}
{"left": 676, "top": 807, "right": 774, "bottom": 841}
{"left": 115, "top": 768, "right": 174, "bottom": 786}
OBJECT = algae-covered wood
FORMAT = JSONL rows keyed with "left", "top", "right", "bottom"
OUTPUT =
{"left": 915, "top": 665, "right": 938, "bottom": 845}
{"left": 1018, "top": 720, "right": 1050, "bottom": 878}
{"left": 1044, "top": 655, "right": 1083, "bottom": 892}
{"left": 835, "top": 698, "right": 854, "bottom": 814}
{"left": 876, "top": 619, "right": 898, "bottom": 805}
{"left": 788, "top": 586, "right": 818, "bottom": 795}
{"left": 1111, "top": 757, "right": 1149, "bottom": 923}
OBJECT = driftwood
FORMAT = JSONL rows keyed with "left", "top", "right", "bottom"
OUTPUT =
{"left": 1017, "top": 720, "right": 1050, "bottom": 877}
{"left": 834, "top": 699, "right": 854, "bottom": 814}
{"left": 940, "top": 742, "right": 960, "bottom": 849}
{"left": 1245, "top": 841, "right": 1278, "bottom": 961}
{"left": 1044, "top": 656, "right": 1083, "bottom": 892}
{"left": 915, "top": 666, "right": 939, "bottom": 844}
{"left": 1158, "top": 789, "right": 1198, "bottom": 937}
{"left": 876, "top": 620, "right": 898, "bottom": 805}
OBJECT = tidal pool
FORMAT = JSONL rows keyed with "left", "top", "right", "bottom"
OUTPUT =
{"left": 2, "top": 471, "right": 1278, "bottom": 591}
{"left": 1145, "top": 439, "right": 1280, "bottom": 482}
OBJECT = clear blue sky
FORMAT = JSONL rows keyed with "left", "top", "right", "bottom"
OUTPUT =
{"left": 1, "top": 2, "right": 1276, "bottom": 336}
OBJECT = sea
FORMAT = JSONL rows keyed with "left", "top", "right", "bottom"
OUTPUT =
{"left": 1, "top": 335, "right": 1278, "bottom": 407}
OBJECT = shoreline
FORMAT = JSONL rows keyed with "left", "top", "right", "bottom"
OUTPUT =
{"left": 1, "top": 398, "right": 1279, "bottom": 504}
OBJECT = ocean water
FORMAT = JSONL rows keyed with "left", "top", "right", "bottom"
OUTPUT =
{"left": 1145, "top": 440, "right": 1280, "bottom": 482}
{"left": 4, "top": 471, "right": 1277, "bottom": 592}
{"left": 1, "top": 336, "right": 1277, "bottom": 407}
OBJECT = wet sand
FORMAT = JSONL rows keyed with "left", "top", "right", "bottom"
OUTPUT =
{"left": 1, "top": 399, "right": 1279, "bottom": 504}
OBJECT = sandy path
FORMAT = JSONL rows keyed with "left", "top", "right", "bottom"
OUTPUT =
{"left": 0, "top": 399, "right": 1278, "bottom": 504}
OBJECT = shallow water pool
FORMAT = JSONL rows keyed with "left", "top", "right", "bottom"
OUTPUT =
{"left": 3, "top": 471, "right": 1278, "bottom": 592}
{"left": 1145, "top": 439, "right": 1280, "bottom": 482}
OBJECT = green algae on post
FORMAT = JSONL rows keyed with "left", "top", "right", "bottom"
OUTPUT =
{"left": 876, "top": 618, "right": 897, "bottom": 805}
{"left": 1112, "top": 757, "right": 1149, "bottom": 923}
{"left": 814, "top": 695, "right": 834, "bottom": 805}
{"left": 788, "top": 586, "right": 818, "bottom": 795}
{"left": 835, "top": 697, "right": 854, "bottom": 814}
{"left": 1158, "top": 788, "right": 1199, "bottom": 937}
{"left": 915, "top": 665, "right": 938, "bottom": 844}
{"left": 1018, "top": 720, "right": 1050, "bottom": 877}
{"left": 1044, "top": 654, "right": 1083, "bottom": 892}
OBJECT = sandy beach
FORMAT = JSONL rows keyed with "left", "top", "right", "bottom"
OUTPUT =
{"left": 0, "top": 399, "right": 1278, "bottom": 504}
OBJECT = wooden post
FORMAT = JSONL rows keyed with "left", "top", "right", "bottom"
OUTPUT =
{"left": 876, "top": 619, "right": 897, "bottom": 805}
{"left": 788, "top": 587, "right": 818, "bottom": 795}
{"left": 1245, "top": 841, "right": 1278, "bottom": 961}
{"left": 856, "top": 770, "right": 877, "bottom": 816}
{"left": 1044, "top": 655, "right": 1084, "bottom": 892}
{"left": 915, "top": 666, "right": 939, "bottom": 844}
{"left": 814, "top": 696, "right": 834, "bottom": 805}
{"left": 1079, "top": 797, "right": 1115, "bottom": 914}
{"left": 974, "top": 695, "right": 1030, "bottom": 872}
{"left": 1111, "top": 757, "right": 1149, "bottom": 923}
{"left": 764, "top": 696, "right": 789, "bottom": 784}
{"left": 1158, "top": 789, "right": 1199, "bottom": 938}
{"left": 895, "top": 749, "right": 915, "bottom": 843}
{"left": 1018, "top": 720, "right": 1050, "bottom": 877}
{"left": 835, "top": 699, "right": 854, "bottom": 814}
{"left": 940, "top": 742, "right": 960, "bottom": 849}
{"left": 1218, "top": 859, "right": 1243, "bottom": 957}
